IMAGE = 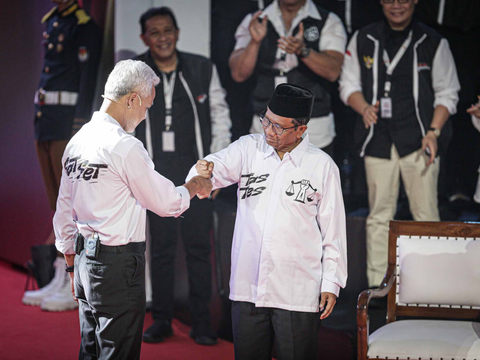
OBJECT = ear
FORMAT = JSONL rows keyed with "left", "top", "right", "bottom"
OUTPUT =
{"left": 140, "top": 33, "right": 149, "bottom": 47}
{"left": 175, "top": 28, "right": 180, "bottom": 42}
{"left": 296, "top": 125, "right": 307, "bottom": 138}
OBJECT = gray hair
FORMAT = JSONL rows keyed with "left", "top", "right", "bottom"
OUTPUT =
{"left": 104, "top": 60, "right": 160, "bottom": 100}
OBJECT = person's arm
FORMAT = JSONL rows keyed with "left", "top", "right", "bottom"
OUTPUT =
{"left": 53, "top": 158, "right": 77, "bottom": 256}
{"left": 278, "top": 13, "right": 346, "bottom": 82}
{"left": 72, "top": 14, "right": 102, "bottom": 135}
{"left": 209, "top": 64, "right": 232, "bottom": 153}
{"left": 229, "top": 11, "right": 268, "bottom": 83}
{"left": 422, "top": 38, "right": 461, "bottom": 165}
{"left": 186, "top": 137, "right": 246, "bottom": 189}
{"left": 316, "top": 161, "right": 348, "bottom": 319}
{"left": 124, "top": 142, "right": 211, "bottom": 218}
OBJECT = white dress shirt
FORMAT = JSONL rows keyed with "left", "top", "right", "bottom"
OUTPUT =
{"left": 54, "top": 112, "right": 190, "bottom": 255}
{"left": 234, "top": 0, "right": 347, "bottom": 148}
{"left": 187, "top": 134, "right": 347, "bottom": 313}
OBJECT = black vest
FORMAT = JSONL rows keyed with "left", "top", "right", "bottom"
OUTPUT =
{"left": 353, "top": 20, "right": 452, "bottom": 156}
{"left": 135, "top": 51, "right": 214, "bottom": 161}
{"left": 253, "top": 6, "right": 332, "bottom": 117}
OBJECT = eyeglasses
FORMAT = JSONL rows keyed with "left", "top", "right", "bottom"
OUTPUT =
{"left": 382, "top": 0, "right": 411, "bottom": 3}
{"left": 259, "top": 114, "right": 298, "bottom": 135}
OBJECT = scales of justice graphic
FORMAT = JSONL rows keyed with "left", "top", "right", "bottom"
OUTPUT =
{"left": 285, "top": 179, "right": 317, "bottom": 204}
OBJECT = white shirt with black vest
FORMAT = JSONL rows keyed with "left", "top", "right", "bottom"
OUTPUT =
{"left": 54, "top": 111, "right": 191, "bottom": 255}
{"left": 186, "top": 134, "right": 347, "bottom": 313}
{"left": 234, "top": 0, "right": 347, "bottom": 149}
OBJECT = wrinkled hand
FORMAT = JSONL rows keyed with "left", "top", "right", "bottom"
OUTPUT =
{"left": 466, "top": 96, "right": 480, "bottom": 118}
{"left": 249, "top": 10, "right": 268, "bottom": 44}
{"left": 362, "top": 101, "right": 379, "bottom": 129}
{"left": 194, "top": 176, "right": 213, "bottom": 199}
{"left": 278, "top": 22, "right": 304, "bottom": 54}
{"left": 195, "top": 160, "right": 214, "bottom": 179}
{"left": 69, "top": 272, "right": 78, "bottom": 302}
{"left": 319, "top": 292, "right": 337, "bottom": 320}
{"left": 421, "top": 131, "right": 438, "bottom": 166}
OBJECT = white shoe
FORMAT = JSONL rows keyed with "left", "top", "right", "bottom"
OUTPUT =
{"left": 22, "top": 257, "right": 66, "bottom": 306}
{"left": 41, "top": 274, "right": 79, "bottom": 312}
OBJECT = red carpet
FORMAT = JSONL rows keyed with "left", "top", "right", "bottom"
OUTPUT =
{"left": 0, "top": 261, "right": 235, "bottom": 360}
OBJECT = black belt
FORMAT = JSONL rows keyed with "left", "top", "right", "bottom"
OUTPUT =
{"left": 99, "top": 242, "right": 145, "bottom": 254}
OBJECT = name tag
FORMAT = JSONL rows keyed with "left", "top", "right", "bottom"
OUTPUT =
{"left": 274, "top": 76, "right": 287, "bottom": 88}
{"left": 381, "top": 97, "right": 392, "bottom": 118}
{"left": 162, "top": 131, "right": 175, "bottom": 152}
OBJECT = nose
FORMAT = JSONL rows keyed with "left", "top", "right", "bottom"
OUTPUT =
{"left": 264, "top": 122, "right": 277, "bottom": 137}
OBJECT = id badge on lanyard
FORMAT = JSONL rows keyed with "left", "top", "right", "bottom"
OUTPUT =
{"left": 162, "top": 71, "right": 176, "bottom": 152}
{"left": 381, "top": 30, "right": 413, "bottom": 119}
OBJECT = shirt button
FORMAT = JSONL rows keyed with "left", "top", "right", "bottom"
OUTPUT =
{"left": 53, "top": 21, "right": 59, "bottom": 28}
{"left": 48, "top": 43, "right": 54, "bottom": 50}
{"left": 36, "top": 111, "right": 43, "bottom": 118}
{"left": 44, "top": 66, "right": 50, "bottom": 73}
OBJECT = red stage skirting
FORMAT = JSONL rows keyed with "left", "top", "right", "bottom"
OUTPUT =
{"left": 0, "top": 261, "right": 235, "bottom": 360}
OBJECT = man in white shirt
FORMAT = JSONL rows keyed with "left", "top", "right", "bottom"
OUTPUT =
{"left": 53, "top": 60, "right": 212, "bottom": 360}
{"left": 229, "top": 0, "right": 347, "bottom": 156}
{"left": 188, "top": 84, "right": 348, "bottom": 360}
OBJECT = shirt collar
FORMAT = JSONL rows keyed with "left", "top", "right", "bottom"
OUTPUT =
{"left": 92, "top": 111, "right": 126, "bottom": 133}
{"left": 262, "top": 133, "right": 310, "bottom": 167}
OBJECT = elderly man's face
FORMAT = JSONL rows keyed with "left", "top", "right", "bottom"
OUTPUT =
{"left": 381, "top": 0, "right": 417, "bottom": 29}
{"left": 262, "top": 109, "right": 306, "bottom": 154}
{"left": 141, "top": 15, "right": 179, "bottom": 62}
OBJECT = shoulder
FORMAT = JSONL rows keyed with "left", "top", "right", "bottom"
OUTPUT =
{"left": 134, "top": 51, "right": 149, "bottom": 62}
{"left": 414, "top": 21, "right": 443, "bottom": 45}
{"left": 179, "top": 51, "right": 213, "bottom": 67}
{"left": 41, "top": 7, "right": 56, "bottom": 24}
{"left": 75, "top": 8, "right": 91, "bottom": 25}
{"left": 357, "top": 20, "right": 384, "bottom": 38}
{"left": 306, "top": 142, "right": 339, "bottom": 172}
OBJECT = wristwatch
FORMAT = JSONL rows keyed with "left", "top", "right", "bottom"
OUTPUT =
{"left": 428, "top": 127, "right": 441, "bottom": 137}
{"left": 298, "top": 46, "right": 311, "bottom": 59}
{"left": 65, "top": 264, "right": 74, "bottom": 273}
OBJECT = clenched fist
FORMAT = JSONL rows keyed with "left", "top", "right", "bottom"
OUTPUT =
{"left": 195, "top": 159, "right": 214, "bottom": 179}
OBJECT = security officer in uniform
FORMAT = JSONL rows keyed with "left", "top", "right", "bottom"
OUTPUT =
{"left": 34, "top": 0, "right": 101, "bottom": 233}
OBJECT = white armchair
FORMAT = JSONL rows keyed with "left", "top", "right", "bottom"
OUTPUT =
{"left": 357, "top": 220, "right": 480, "bottom": 360}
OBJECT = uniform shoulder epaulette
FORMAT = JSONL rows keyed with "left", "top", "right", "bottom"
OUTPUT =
{"left": 41, "top": 7, "right": 57, "bottom": 24}
{"left": 75, "top": 9, "right": 91, "bottom": 25}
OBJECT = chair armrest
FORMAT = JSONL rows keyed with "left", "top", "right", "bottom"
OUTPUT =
{"left": 357, "top": 264, "right": 396, "bottom": 360}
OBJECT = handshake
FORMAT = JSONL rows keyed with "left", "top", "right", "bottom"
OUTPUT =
{"left": 184, "top": 160, "right": 215, "bottom": 200}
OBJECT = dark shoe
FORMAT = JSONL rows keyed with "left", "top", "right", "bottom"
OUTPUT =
{"left": 143, "top": 320, "right": 173, "bottom": 343}
{"left": 189, "top": 323, "right": 218, "bottom": 346}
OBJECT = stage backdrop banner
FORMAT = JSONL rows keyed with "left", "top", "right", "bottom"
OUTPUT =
{"left": 114, "top": 0, "right": 210, "bottom": 62}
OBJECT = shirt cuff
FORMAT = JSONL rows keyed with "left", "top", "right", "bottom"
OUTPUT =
{"left": 321, "top": 278, "right": 340, "bottom": 297}
{"left": 174, "top": 186, "right": 191, "bottom": 217}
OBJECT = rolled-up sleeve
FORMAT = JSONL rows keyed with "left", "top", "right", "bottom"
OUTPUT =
{"left": 54, "top": 158, "right": 77, "bottom": 255}
{"left": 432, "top": 38, "right": 460, "bottom": 115}
{"left": 339, "top": 31, "right": 362, "bottom": 106}
{"left": 316, "top": 161, "right": 348, "bottom": 297}
{"left": 319, "top": 12, "right": 347, "bottom": 54}
{"left": 124, "top": 142, "right": 190, "bottom": 217}
{"left": 233, "top": 14, "right": 253, "bottom": 51}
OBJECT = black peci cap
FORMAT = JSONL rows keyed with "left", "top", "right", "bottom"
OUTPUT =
{"left": 267, "top": 83, "right": 314, "bottom": 118}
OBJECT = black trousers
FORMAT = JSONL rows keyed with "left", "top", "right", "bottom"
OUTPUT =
{"left": 231, "top": 301, "right": 320, "bottom": 360}
{"left": 75, "top": 243, "right": 146, "bottom": 360}
{"left": 149, "top": 196, "right": 213, "bottom": 326}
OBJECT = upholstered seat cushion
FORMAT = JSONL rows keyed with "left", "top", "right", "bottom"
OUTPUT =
{"left": 368, "top": 320, "right": 480, "bottom": 360}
